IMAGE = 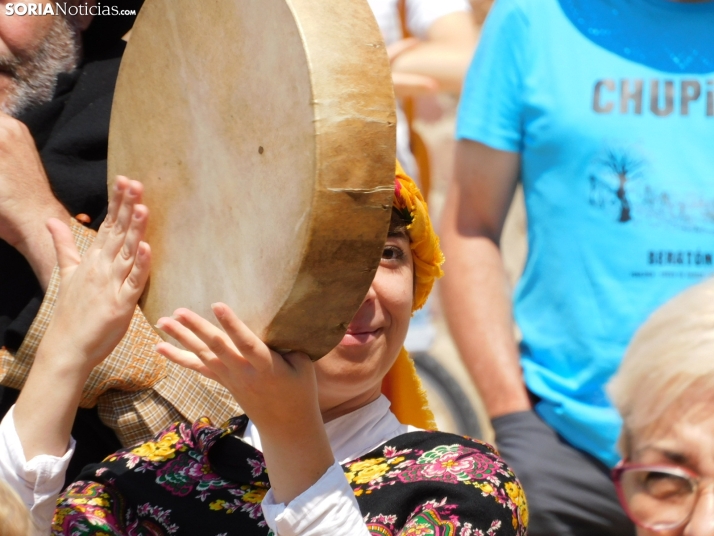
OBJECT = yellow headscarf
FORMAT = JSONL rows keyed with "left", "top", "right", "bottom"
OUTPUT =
{"left": 381, "top": 162, "right": 445, "bottom": 430}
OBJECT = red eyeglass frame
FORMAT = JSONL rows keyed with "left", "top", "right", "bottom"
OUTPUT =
{"left": 611, "top": 460, "right": 701, "bottom": 531}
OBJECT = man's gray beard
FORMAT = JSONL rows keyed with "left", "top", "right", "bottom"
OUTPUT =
{"left": 0, "top": 16, "right": 80, "bottom": 117}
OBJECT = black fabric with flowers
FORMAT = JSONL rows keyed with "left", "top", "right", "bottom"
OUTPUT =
{"left": 54, "top": 415, "right": 528, "bottom": 535}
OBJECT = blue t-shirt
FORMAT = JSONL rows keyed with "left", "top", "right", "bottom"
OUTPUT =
{"left": 457, "top": 0, "right": 714, "bottom": 467}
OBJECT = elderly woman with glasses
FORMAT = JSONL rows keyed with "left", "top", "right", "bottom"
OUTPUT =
{"left": 609, "top": 278, "right": 714, "bottom": 535}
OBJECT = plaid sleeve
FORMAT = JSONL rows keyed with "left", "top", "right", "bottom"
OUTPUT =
{"left": 97, "top": 360, "right": 240, "bottom": 446}
{"left": 0, "top": 219, "right": 241, "bottom": 446}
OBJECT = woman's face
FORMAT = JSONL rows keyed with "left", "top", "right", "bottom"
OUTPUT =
{"left": 314, "top": 230, "right": 414, "bottom": 421}
{"left": 627, "top": 399, "right": 714, "bottom": 536}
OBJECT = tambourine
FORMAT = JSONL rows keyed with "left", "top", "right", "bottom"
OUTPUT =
{"left": 108, "top": 0, "right": 397, "bottom": 359}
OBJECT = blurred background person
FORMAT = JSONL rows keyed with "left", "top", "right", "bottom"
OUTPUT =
{"left": 441, "top": 0, "right": 714, "bottom": 534}
{"left": 610, "top": 277, "right": 714, "bottom": 535}
{"left": 469, "top": 0, "right": 494, "bottom": 24}
{"left": 367, "top": 0, "right": 477, "bottom": 181}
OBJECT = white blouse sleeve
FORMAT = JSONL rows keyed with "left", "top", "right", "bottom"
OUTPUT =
{"left": 0, "top": 405, "right": 75, "bottom": 536}
{"left": 261, "top": 460, "right": 370, "bottom": 536}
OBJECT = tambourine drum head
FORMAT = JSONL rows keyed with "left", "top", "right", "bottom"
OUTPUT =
{"left": 108, "top": 0, "right": 396, "bottom": 359}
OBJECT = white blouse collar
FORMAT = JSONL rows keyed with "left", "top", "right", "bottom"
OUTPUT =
{"left": 241, "top": 395, "right": 410, "bottom": 464}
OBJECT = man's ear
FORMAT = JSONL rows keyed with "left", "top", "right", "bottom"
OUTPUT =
{"left": 66, "top": 0, "right": 97, "bottom": 32}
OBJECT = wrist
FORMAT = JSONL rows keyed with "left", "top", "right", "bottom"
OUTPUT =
{"left": 11, "top": 204, "right": 72, "bottom": 290}
{"left": 485, "top": 391, "right": 532, "bottom": 419}
{"left": 12, "top": 202, "right": 71, "bottom": 253}
{"left": 259, "top": 413, "right": 326, "bottom": 445}
{"left": 258, "top": 411, "right": 333, "bottom": 466}
{"left": 33, "top": 339, "right": 95, "bottom": 384}
{"left": 261, "top": 426, "right": 334, "bottom": 505}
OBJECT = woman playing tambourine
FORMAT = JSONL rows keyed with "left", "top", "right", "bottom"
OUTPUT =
{"left": 1, "top": 165, "right": 528, "bottom": 535}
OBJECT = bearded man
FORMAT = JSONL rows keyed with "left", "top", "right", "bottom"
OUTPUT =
{"left": 0, "top": 1, "right": 239, "bottom": 481}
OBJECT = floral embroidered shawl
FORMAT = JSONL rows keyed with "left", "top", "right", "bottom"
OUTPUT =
{"left": 54, "top": 416, "right": 527, "bottom": 535}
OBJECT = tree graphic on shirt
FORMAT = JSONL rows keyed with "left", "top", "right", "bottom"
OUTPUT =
{"left": 589, "top": 149, "right": 644, "bottom": 223}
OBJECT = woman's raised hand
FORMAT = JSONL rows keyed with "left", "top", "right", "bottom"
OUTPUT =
{"left": 155, "top": 304, "right": 319, "bottom": 436}
{"left": 43, "top": 176, "right": 151, "bottom": 374}
{"left": 155, "top": 305, "right": 335, "bottom": 504}
{"left": 14, "top": 176, "right": 151, "bottom": 461}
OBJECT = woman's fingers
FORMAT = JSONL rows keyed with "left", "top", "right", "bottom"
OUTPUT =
{"left": 94, "top": 176, "right": 128, "bottom": 249}
{"left": 107, "top": 177, "right": 126, "bottom": 221}
{"left": 211, "top": 303, "right": 274, "bottom": 371}
{"left": 156, "top": 314, "right": 230, "bottom": 377}
{"left": 120, "top": 241, "right": 151, "bottom": 303}
{"left": 101, "top": 179, "right": 144, "bottom": 261}
{"left": 114, "top": 204, "right": 149, "bottom": 282}
{"left": 171, "top": 308, "right": 244, "bottom": 364}
{"left": 281, "top": 351, "right": 313, "bottom": 373}
{"left": 386, "top": 37, "right": 420, "bottom": 62}
{"left": 46, "top": 218, "right": 81, "bottom": 278}
{"left": 391, "top": 72, "right": 440, "bottom": 98}
{"left": 155, "top": 342, "right": 221, "bottom": 384}
{"left": 156, "top": 315, "right": 212, "bottom": 355}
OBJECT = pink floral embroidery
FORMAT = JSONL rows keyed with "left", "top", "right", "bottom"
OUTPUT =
{"left": 420, "top": 450, "right": 476, "bottom": 480}
{"left": 248, "top": 457, "right": 266, "bottom": 478}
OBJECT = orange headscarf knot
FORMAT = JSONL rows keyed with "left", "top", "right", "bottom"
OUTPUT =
{"left": 394, "top": 161, "right": 445, "bottom": 312}
{"left": 381, "top": 161, "right": 445, "bottom": 431}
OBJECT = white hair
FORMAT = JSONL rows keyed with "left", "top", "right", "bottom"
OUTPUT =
{"left": 0, "top": 14, "right": 80, "bottom": 117}
{"left": 608, "top": 277, "right": 714, "bottom": 456}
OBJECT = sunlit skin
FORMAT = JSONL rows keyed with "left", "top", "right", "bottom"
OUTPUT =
{"left": 0, "top": 1, "right": 56, "bottom": 104}
{"left": 628, "top": 398, "right": 714, "bottom": 536}
{"left": 0, "top": 0, "right": 94, "bottom": 106}
{"left": 314, "top": 232, "right": 414, "bottom": 423}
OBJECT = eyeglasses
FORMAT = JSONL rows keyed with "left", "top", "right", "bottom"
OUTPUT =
{"left": 612, "top": 462, "right": 705, "bottom": 531}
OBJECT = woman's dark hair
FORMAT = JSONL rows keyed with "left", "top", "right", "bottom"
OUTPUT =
{"left": 389, "top": 206, "right": 410, "bottom": 236}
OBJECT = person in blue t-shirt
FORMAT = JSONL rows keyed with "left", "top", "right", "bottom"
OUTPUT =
{"left": 441, "top": 0, "right": 714, "bottom": 534}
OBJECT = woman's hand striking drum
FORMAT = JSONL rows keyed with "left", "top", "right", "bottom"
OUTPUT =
{"left": 155, "top": 306, "right": 320, "bottom": 438}
{"left": 155, "top": 304, "right": 332, "bottom": 505}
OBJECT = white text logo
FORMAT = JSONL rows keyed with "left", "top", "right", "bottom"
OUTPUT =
{"left": 5, "top": 3, "right": 137, "bottom": 16}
